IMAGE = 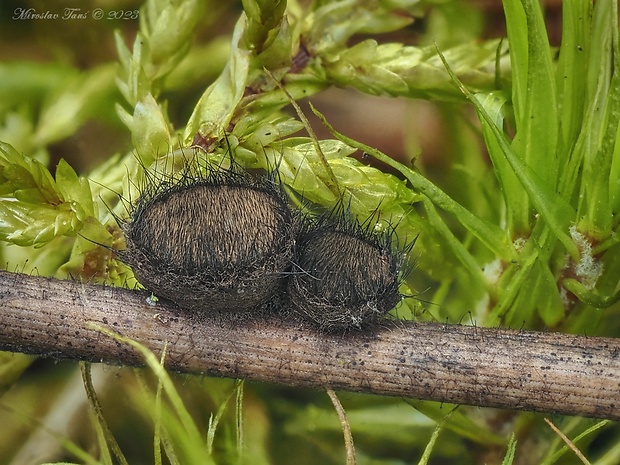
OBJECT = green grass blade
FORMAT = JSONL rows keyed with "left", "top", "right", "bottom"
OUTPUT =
{"left": 580, "top": 0, "right": 620, "bottom": 237}
{"left": 80, "top": 362, "right": 128, "bottom": 465}
{"left": 90, "top": 324, "right": 208, "bottom": 458}
{"left": 416, "top": 408, "right": 454, "bottom": 465}
{"left": 541, "top": 420, "right": 609, "bottom": 465}
{"left": 556, "top": 1, "right": 592, "bottom": 154}
{"left": 503, "top": 0, "right": 560, "bottom": 232}
{"left": 235, "top": 379, "right": 245, "bottom": 464}
{"left": 405, "top": 400, "right": 505, "bottom": 446}
{"left": 437, "top": 48, "right": 580, "bottom": 260}
{"left": 206, "top": 384, "right": 237, "bottom": 454}
{"left": 501, "top": 433, "right": 518, "bottom": 465}
{"left": 421, "top": 198, "right": 487, "bottom": 290}
{"left": 510, "top": 0, "right": 559, "bottom": 184}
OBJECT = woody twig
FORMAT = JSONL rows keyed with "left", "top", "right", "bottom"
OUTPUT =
{"left": 0, "top": 270, "right": 618, "bottom": 420}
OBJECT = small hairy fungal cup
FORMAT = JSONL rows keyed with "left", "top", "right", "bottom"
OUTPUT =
{"left": 120, "top": 158, "right": 296, "bottom": 313}
{"left": 286, "top": 206, "right": 406, "bottom": 331}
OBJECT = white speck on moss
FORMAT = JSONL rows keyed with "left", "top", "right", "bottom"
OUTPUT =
{"left": 569, "top": 226, "right": 603, "bottom": 289}
{"left": 482, "top": 258, "right": 503, "bottom": 285}
{"left": 513, "top": 237, "right": 527, "bottom": 252}
{"left": 474, "top": 294, "right": 490, "bottom": 321}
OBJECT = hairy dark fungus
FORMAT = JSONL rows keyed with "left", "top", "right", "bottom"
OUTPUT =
{"left": 121, "top": 164, "right": 296, "bottom": 313}
{"left": 287, "top": 208, "right": 404, "bottom": 331}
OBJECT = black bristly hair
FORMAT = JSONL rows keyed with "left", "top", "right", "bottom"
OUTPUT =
{"left": 286, "top": 200, "right": 413, "bottom": 332}
{"left": 119, "top": 151, "right": 298, "bottom": 314}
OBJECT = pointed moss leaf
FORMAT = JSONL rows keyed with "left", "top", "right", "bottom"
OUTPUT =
{"left": 330, "top": 158, "right": 415, "bottom": 216}
{"left": 563, "top": 278, "right": 620, "bottom": 308}
{"left": 307, "top": 1, "right": 413, "bottom": 55}
{"left": 610, "top": 122, "right": 620, "bottom": 214}
{"left": 502, "top": 0, "right": 527, "bottom": 122}
{"left": 235, "top": 117, "right": 304, "bottom": 156}
{"left": 324, "top": 39, "right": 502, "bottom": 100}
{"left": 242, "top": 0, "right": 287, "bottom": 31}
{"left": 252, "top": 16, "right": 293, "bottom": 72}
{"left": 55, "top": 159, "right": 95, "bottom": 217}
{"left": 476, "top": 101, "right": 577, "bottom": 257}
{"left": 270, "top": 145, "right": 335, "bottom": 203}
{"left": 149, "top": 0, "right": 202, "bottom": 73}
{"left": 1, "top": 203, "right": 67, "bottom": 247}
{"left": 536, "top": 266, "right": 568, "bottom": 326}
{"left": 421, "top": 198, "right": 487, "bottom": 289}
{"left": 131, "top": 94, "right": 172, "bottom": 163}
{"left": 273, "top": 116, "right": 305, "bottom": 137}
{"left": 487, "top": 250, "right": 539, "bottom": 327}
{"left": 3, "top": 166, "right": 54, "bottom": 203}
{"left": 114, "top": 78, "right": 131, "bottom": 108}
{"left": 502, "top": 257, "right": 564, "bottom": 327}
{"left": 283, "top": 138, "right": 356, "bottom": 160}
{"left": 124, "top": 33, "right": 149, "bottom": 105}
{"left": 184, "top": 15, "right": 251, "bottom": 144}
{"left": 0, "top": 142, "right": 103, "bottom": 247}
{"left": 242, "top": 0, "right": 291, "bottom": 73}
{"left": 245, "top": 76, "right": 329, "bottom": 119}
{"left": 272, "top": 138, "right": 360, "bottom": 204}
{"left": 556, "top": 2, "right": 592, "bottom": 151}
{"left": 125, "top": 0, "right": 207, "bottom": 100}
{"left": 329, "top": 40, "right": 410, "bottom": 96}
{"left": 475, "top": 91, "right": 508, "bottom": 134}
{"left": 241, "top": 123, "right": 282, "bottom": 151}
{"left": 53, "top": 208, "right": 76, "bottom": 236}
{"left": 0, "top": 141, "right": 59, "bottom": 204}
{"left": 270, "top": 132, "right": 414, "bottom": 221}
{"left": 114, "top": 29, "right": 132, "bottom": 73}
{"left": 241, "top": 0, "right": 262, "bottom": 21}
{"left": 330, "top": 160, "right": 369, "bottom": 185}
{"left": 13, "top": 188, "right": 48, "bottom": 204}
{"left": 115, "top": 102, "right": 133, "bottom": 132}
{"left": 579, "top": 1, "right": 620, "bottom": 236}
{"left": 417, "top": 410, "right": 455, "bottom": 465}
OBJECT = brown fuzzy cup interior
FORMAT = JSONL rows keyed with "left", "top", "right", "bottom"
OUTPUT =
{"left": 121, "top": 177, "right": 296, "bottom": 313}
{"left": 287, "top": 228, "right": 401, "bottom": 331}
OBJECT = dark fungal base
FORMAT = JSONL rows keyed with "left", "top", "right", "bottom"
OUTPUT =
{"left": 120, "top": 161, "right": 297, "bottom": 313}
{"left": 286, "top": 206, "right": 404, "bottom": 332}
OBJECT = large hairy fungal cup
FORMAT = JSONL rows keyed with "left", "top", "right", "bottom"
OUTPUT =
{"left": 121, "top": 162, "right": 296, "bottom": 313}
{"left": 287, "top": 207, "right": 404, "bottom": 331}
